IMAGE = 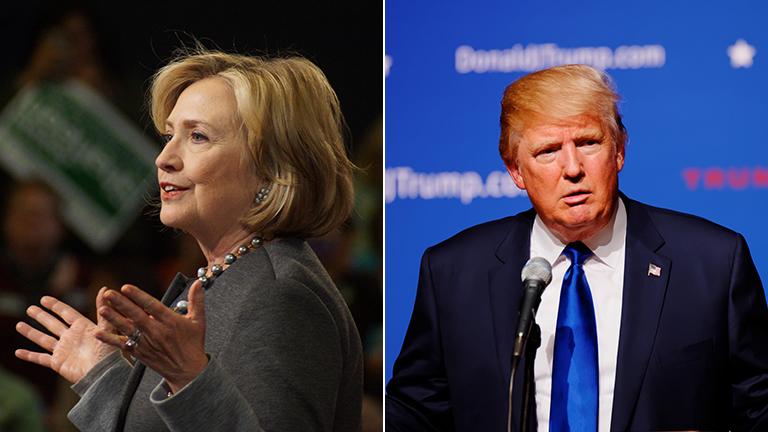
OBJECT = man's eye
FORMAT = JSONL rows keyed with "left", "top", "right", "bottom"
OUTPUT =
{"left": 535, "top": 150, "right": 557, "bottom": 162}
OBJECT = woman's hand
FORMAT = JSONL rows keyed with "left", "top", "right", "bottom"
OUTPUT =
{"left": 15, "top": 288, "right": 118, "bottom": 384}
{"left": 96, "top": 280, "right": 208, "bottom": 393}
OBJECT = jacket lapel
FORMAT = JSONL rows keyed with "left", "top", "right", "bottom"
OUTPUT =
{"left": 610, "top": 195, "right": 670, "bottom": 431}
{"left": 489, "top": 210, "right": 535, "bottom": 381}
{"left": 488, "top": 209, "right": 535, "bottom": 429}
{"left": 113, "top": 273, "right": 192, "bottom": 431}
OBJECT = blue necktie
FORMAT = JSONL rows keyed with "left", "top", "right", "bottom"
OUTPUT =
{"left": 550, "top": 242, "right": 599, "bottom": 432}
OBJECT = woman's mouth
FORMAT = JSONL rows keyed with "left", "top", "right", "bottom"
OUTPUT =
{"left": 160, "top": 183, "right": 189, "bottom": 200}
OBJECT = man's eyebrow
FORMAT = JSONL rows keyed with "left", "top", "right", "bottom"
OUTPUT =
{"left": 531, "top": 139, "right": 562, "bottom": 148}
{"left": 574, "top": 129, "right": 604, "bottom": 139}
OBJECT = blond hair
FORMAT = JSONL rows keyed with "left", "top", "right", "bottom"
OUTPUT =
{"left": 150, "top": 49, "right": 354, "bottom": 238}
{"left": 498, "top": 64, "right": 627, "bottom": 167}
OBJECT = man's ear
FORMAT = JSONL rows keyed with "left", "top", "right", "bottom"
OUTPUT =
{"left": 615, "top": 141, "right": 626, "bottom": 172}
{"left": 506, "top": 163, "right": 526, "bottom": 190}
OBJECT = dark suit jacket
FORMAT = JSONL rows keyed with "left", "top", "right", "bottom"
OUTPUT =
{"left": 386, "top": 195, "right": 768, "bottom": 431}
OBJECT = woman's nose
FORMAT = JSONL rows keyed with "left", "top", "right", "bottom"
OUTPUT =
{"left": 155, "top": 138, "right": 182, "bottom": 172}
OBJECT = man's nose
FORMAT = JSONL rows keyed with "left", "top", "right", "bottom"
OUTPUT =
{"left": 560, "top": 142, "right": 583, "bottom": 179}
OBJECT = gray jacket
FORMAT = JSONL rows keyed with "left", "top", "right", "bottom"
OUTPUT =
{"left": 68, "top": 238, "right": 363, "bottom": 431}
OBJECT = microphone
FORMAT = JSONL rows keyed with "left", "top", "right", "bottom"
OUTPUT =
{"left": 513, "top": 257, "right": 552, "bottom": 357}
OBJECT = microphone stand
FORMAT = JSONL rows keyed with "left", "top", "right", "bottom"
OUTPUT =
{"left": 509, "top": 258, "right": 551, "bottom": 432}
{"left": 520, "top": 323, "right": 541, "bottom": 432}
{"left": 508, "top": 320, "right": 542, "bottom": 432}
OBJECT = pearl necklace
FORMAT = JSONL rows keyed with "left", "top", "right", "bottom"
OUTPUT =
{"left": 172, "top": 236, "right": 264, "bottom": 314}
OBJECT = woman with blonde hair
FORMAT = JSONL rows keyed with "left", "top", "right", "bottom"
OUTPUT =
{"left": 15, "top": 49, "right": 362, "bottom": 431}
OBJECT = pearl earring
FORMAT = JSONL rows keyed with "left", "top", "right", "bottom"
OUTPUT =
{"left": 255, "top": 185, "right": 271, "bottom": 204}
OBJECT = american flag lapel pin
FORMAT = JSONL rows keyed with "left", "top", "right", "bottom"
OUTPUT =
{"left": 648, "top": 263, "right": 661, "bottom": 277}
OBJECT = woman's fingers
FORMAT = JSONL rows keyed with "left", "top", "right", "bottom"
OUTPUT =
{"left": 95, "top": 287, "right": 116, "bottom": 330}
{"left": 103, "top": 290, "right": 150, "bottom": 328}
{"left": 41, "top": 296, "right": 84, "bottom": 326}
{"left": 187, "top": 280, "right": 206, "bottom": 320}
{"left": 95, "top": 287, "right": 108, "bottom": 308}
{"left": 26, "top": 305, "right": 68, "bottom": 337}
{"left": 98, "top": 305, "right": 136, "bottom": 336}
{"left": 15, "top": 322, "right": 57, "bottom": 352}
{"left": 120, "top": 285, "right": 172, "bottom": 322}
{"left": 15, "top": 349, "right": 52, "bottom": 369}
{"left": 94, "top": 328, "right": 127, "bottom": 348}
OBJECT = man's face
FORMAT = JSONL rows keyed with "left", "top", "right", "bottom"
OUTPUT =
{"left": 507, "top": 114, "right": 624, "bottom": 243}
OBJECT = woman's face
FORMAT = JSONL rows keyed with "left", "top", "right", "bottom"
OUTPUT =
{"left": 156, "top": 77, "right": 258, "bottom": 240}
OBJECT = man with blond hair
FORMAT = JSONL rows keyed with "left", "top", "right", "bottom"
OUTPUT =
{"left": 386, "top": 64, "right": 768, "bottom": 431}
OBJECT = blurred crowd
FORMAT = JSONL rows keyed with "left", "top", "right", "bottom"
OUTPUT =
{"left": 0, "top": 6, "right": 382, "bottom": 432}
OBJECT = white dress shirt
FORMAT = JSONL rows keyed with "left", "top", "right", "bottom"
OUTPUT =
{"left": 531, "top": 199, "right": 627, "bottom": 432}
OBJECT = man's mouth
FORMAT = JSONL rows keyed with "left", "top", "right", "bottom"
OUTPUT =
{"left": 562, "top": 190, "right": 590, "bottom": 205}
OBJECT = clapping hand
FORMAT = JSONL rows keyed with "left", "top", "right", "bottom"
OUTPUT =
{"left": 96, "top": 280, "right": 208, "bottom": 393}
{"left": 15, "top": 288, "right": 118, "bottom": 384}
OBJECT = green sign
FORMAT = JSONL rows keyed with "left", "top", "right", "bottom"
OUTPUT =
{"left": 0, "top": 80, "right": 158, "bottom": 251}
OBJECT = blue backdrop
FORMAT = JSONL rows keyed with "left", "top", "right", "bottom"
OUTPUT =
{"left": 385, "top": 0, "right": 768, "bottom": 382}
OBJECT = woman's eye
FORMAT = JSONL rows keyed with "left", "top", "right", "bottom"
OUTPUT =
{"left": 161, "top": 134, "right": 172, "bottom": 144}
{"left": 191, "top": 132, "right": 208, "bottom": 142}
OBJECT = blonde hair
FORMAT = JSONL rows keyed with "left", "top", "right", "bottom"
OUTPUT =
{"left": 150, "top": 49, "right": 354, "bottom": 238}
{"left": 498, "top": 64, "right": 627, "bottom": 167}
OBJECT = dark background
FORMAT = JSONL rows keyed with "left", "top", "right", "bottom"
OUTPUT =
{"left": 1, "top": 1, "right": 381, "bottom": 137}
{"left": 0, "top": 1, "right": 382, "bottom": 430}
{"left": 0, "top": 0, "right": 382, "bottom": 289}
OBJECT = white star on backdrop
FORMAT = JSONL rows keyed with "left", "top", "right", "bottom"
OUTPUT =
{"left": 727, "top": 39, "right": 756, "bottom": 68}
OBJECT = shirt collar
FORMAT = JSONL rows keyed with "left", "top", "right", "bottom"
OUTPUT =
{"left": 530, "top": 198, "right": 627, "bottom": 269}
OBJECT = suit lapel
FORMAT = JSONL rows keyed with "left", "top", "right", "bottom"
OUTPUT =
{"left": 488, "top": 210, "right": 535, "bottom": 428}
{"left": 113, "top": 273, "right": 192, "bottom": 431}
{"left": 159, "top": 273, "right": 192, "bottom": 306}
{"left": 489, "top": 210, "right": 535, "bottom": 380}
{"left": 610, "top": 196, "right": 670, "bottom": 431}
